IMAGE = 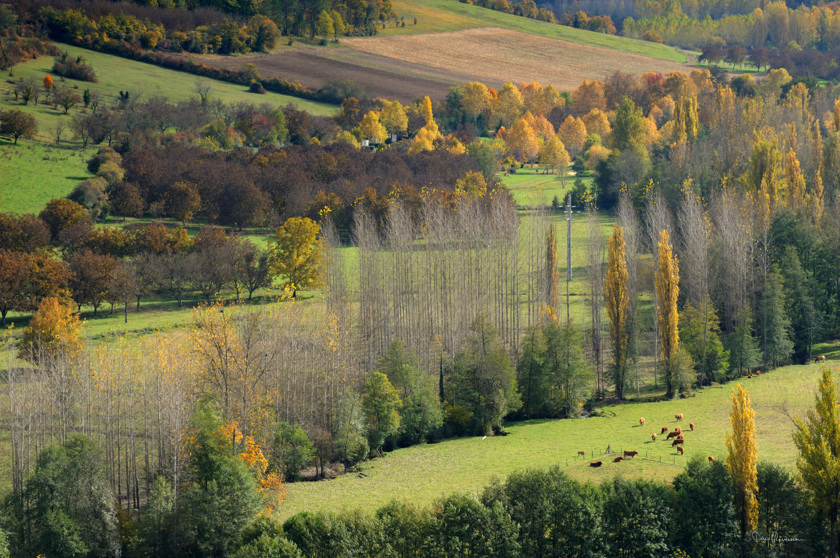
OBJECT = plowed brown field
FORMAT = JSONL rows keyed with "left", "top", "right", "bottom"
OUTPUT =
{"left": 189, "top": 27, "right": 691, "bottom": 102}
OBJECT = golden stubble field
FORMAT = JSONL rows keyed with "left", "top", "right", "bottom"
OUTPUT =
{"left": 342, "top": 27, "right": 692, "bottom": 92}
{"left": 188, "top": 27, "right": 692, "bottom": 102}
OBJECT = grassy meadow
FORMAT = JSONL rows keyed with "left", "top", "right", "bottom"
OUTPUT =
{"left": 0, "top": 140, "right": 93, "bottom": 213}
{"left": 0, "top": 42, "right": 337, "bottom": 143}
{"left": 381, "top": 0, "right": 687, "bottom": 63}
{"left": 278, "top": 357, "right": 838, "bottom": 520}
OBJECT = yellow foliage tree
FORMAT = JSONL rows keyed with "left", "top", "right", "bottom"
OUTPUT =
{"left": 655, "top": 229, "right": 680, "bottom": 398}
{"left": 584, "top": 144, "right": 611, "bottom": 170}
{"left": 784, "top": 148, "right": 806, "bottom": 211}
{"left": 571, "top": 79, "right": 606, "bottom": 115}
{"left": 672, "top": 96, "right": 699, "bottom": 143}
{"left": 505, "top": 117, "right": 540, "bottom": 162}
{"left": 360, "top": 111, "right": 387, "bottom": 144}
{"left": 495, "top": 82, "right": 524, "bottom": 127}
{"left": 538, "top": 136, "right": 570, "bottom": 174}
{"left": 461, "top": 81, "right": 492, "bottom": 120}
{"left": 270, "top": 216, "right": 323, "bottom": 297}
{"left": 792, "top": 368, "right": 840, "bottom": 558}
{"left": 409, "top": 119, "right": 443, "bottom": 153}
{"left": 219, "top": 420, "right": 285, "bottom": 513}
{"left": 454, "top": 170, "right": 488, "bottom": 199}
{"left": 726, "top": 384, "right": 759, "bottom": 537}
{"left": 558, "top": 115, "right": 587, "bottom": 158}
{"left": 419, "top": 95, "right": 434, "bottom": 124}
{"left": 605, "top": 224, "right": 630, "bottom": 399}
{"left": 582, "top": 109, "right": 611, "bottom": 141}
{"left": 379, "top": 100, "right": 408, "bottom": 135}
{"left": 18, "top": 297, "right": 84, "bottom": 362}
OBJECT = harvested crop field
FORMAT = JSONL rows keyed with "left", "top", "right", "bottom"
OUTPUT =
{"left": 343, "top": 28, "right": 691, "bottom": 92}
{"left": 188, "top": 27, "right": 691, "bottom": 102}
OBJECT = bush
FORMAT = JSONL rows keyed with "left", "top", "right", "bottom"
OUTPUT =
{"left": 52, "top": 52, "right": 97, "bottom": 82}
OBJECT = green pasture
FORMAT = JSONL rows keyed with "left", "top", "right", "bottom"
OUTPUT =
{"left": 501, "top": 166, "right": 589, "bottom": 206}
{"left": 383, "top": 0, "right": 686, "bottom": 62}
{"left": 0, "top": 42, "right": 336, "bottom": 143}
{"left": 278, "top": 360, "right": 834, "bottom": 519}
{"left": 0, "top": 139, "right": 92, "bottom": 214}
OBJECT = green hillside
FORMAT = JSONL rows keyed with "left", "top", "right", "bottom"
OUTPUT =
{"left": 382, "top": 0, "right": 687, "bottom": 62}
{"left": 0, "top": 42, "right": 337, "bottom": 143}
{"left": 278, "top": 358, "right": 836, "bottom": 519}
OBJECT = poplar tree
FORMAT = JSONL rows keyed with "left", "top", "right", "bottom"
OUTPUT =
{"left": 793, "top": 368, "right": 840, "bottom": 558}
{"left": 604, "top": 224, "right": 630, "bottom": 399}
{"left": 655, "top": 229, "right": 680, "bottom": 398}
{"left": 546, "top": 227, "right": 559, "bottom": 311}
{"left": 727, "top": 384, "right": 759, "bottom": 538}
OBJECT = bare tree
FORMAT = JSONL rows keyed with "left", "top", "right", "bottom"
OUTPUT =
{"left": 586, "top": 203, "right": 605, "bottom": 397}
{"left": 644, "top": 190, "right": 674, "bottom": 389}
{"left": 616, "top": 192, "right": 642, "bottom": 394}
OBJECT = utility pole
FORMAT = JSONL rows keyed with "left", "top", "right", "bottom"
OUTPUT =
{"left": 566, "top": 193, "right": 572, "bottom": 323}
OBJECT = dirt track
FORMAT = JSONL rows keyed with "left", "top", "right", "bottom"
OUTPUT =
{"left": 188, "top": 27, "right": 691, "bottom": 102}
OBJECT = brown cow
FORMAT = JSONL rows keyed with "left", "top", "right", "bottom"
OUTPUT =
{"left": 640, "top": 417, "right": 645, "bottom": 426}
{"left": 577, "top": 451, "right": 586, "bottom": 456}
{"left": 690, "top": 422, "right": 695, "bottom": 431}
{"left": 666, "top": 431, "right": 681, "bottom": 440}
{"left": 677, "top": 446, "right": 684, "bottom": 455}
{"left": 816, "top": 355, "right": 827, "bottom": 363}
{"left": 672, "top": 437, "right": 685, "bottom": 447}
{"left": 674, "top": 426, "right": 681, "bottom": 434}
{"left": 748, "top": 374, "right": 752, "bottom": 379}
{"left": 755, "top": 370, "right": 761, "bottom": 375}
{"left": 651, "top": 433, "right": 657, "bottom": 441}
{"left": 614, "top": 456, "right": 624, "bottom": 462}
{"left": 708, "top": 456, "right": 714, "bottom": 462}
{"left": 675, "top": 413, "right": 684, "bottom": 421}
{"left": 661, "top": 427, "right": 669, "bottom": 434}
{"left": 590, "top": 461, "right": 603, "bottom": 468}
{"left": 623, "top": 450, "right": 638, "bottom": 458}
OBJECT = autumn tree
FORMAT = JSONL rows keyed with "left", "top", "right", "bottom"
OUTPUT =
{"left": 792, "top": 368, "right": 840, "bottom": 558}
{"left": 18, "top": 296, "right": 83, "bottom": 362}
{"left": 68, "top": 249, "right": 117, "bottom": 315}
{"left": 727, "top": 384, "right": 759, "bottom": 539}
{"left": 557, "top": 115, "right": 587, "bottom": 158}
{"left": 39, "top": 198, "right": 93, "bottom": 243}
{"left": 0, "top": 109, "right": 37, "bottom": 144}
{"left": 379, "top": 100, "right": 408, "bottom": 136}
{"left": 505, "top": 118, "right": 539, "bottom": 162}
{"left": 655, "top": 229, "right": 680, "bottom": 398}
{"left": 360, "top": 111, "right": 387, "bottom": 144}
{"left": 546, "top": 228, "right": 559, "bottom": 310}
{"left": 538, "top": 136, "right": 570, "bottom": 175}
{"left": 605, "top": 224, "right": 630, "bottom": 399}
{"left": 461, "top": 81, "right": 492, "bottom": 120}
{"left": 0, "top": 250, "right": 26, "bottom": 325}
{"left": 167, "top": 181, "right": 202, "bottom": 224}
{"left": 270, "top": 217, "right": 322, "bottom": 297}
{"left": 495, "top": 82, "right": 524, "bottom": 126}
{"left": 571, "top": 80, "right": 606, "bottom": 115}
{"left": 672, "top": 96, "right": 699, "bottom": 143}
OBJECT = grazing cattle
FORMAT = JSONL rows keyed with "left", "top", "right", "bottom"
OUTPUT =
{"left": 666, "top": 431, "right": 681, "bottom": 440}
{"left": 661, "top": 427, "right": 669, "bottom": 434}
{"left": 675, "top": 413, "right": 684, "bottom": 421}
{"left": 677, "top": 446, "right": 684, "bottom": 455}
{"left": 690, "top": 422, "right": 695, "bottom": 431}
{"left": 614, "top": 456, "right": 624, "bottom": 462}
{"left": 578, "top": 451, "right": 586, "bottom": 456}
{"left": 640, "top": 417, "right": 645, "bottom": 426}
{"left": 755, "top": 370, "right": 761, "bottom": 375}
{"left": 672, "top": 437, "right": 684, "bottom": 447}
{"left": 708, "top": 456, "right": 714, "bottom": 462}
{"left": 590, "top": 461, "right": 602, "bottom": 468}
{"left": 816, "top": 355, "right": 827, "bottom": 363}
{"left": 674, "top": 426, "right": 681, "bottom": 434}
{"left": 623, "top": 450, "right": 638, "bottom": 458}
{"left": 748, "top": 374, "right": 752, "bottom": 379}
{"left": 652, "top": 433, "right": 657, "bottom": 441}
